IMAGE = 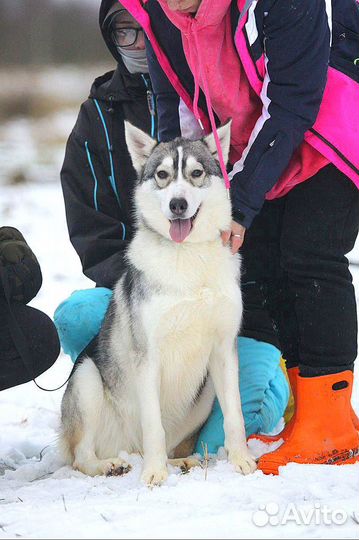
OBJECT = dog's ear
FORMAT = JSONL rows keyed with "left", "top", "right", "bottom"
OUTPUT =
{"left": 203, "top": 119, "right": 232, "bottom": 165}
{"left": 125, "top": 122, "right": 157, "bottom": 175}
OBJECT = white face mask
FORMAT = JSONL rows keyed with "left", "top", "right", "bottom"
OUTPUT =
{"left": 118, "top": 47, "right": 149, "bottom": 74}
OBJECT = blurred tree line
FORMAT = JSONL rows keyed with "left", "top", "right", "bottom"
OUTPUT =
{"left": 0, "top": 0, "right": 109, "bottom": 66}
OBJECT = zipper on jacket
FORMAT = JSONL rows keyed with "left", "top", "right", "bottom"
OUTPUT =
{"left": 93, "top": 98, "right": 121, "bottom": 208}
{"left": 85, "top": 141, "right": 99, "bottom": 211}
{"left": 141, "top": 74, "right": 157, "bottom": 139}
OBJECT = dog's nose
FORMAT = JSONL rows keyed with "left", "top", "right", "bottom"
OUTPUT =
{"left": 169, "top": 198, "right": 188, "bottom": 216}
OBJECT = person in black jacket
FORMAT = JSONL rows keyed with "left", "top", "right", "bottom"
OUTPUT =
{"left": 55, "top": 0, "right": 290, "bottom": 453}
{"left": 0, "top": 227, "right": 60, "bottom": 391}
{"left": 55, "top": 0, "right": 155, "bottom": 361}
{"left": 61, "top": 2, "right": 153, "bottom": 291}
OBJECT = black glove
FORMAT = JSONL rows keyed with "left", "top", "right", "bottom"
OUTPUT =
{"left": 0, "top": 227, "right": 42, "bottom": 305}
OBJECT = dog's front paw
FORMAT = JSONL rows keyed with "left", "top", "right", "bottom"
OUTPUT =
{"left": 141, "top": 465, "right": 168, "bottom": 487}
{"left": 228, "top": 448, "right": 257, "bottom": 475}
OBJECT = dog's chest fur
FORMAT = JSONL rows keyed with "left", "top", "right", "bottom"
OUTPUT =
{"left": 106, "top": 228, "right": 242, "bottom": 447}
{"left": 128, "top": 227, "right": 241, "bottom": 335}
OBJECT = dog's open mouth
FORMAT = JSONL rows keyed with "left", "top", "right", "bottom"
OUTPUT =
{"left": 169, "top": 207, "right": 200, "bottom": 243}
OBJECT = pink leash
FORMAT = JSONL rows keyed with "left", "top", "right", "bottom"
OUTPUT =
{"left": 189, "top": 23, "right": 231, "bottom": 193}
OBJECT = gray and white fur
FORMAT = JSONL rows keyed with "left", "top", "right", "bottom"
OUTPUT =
{"left": 60, "top": 121, "right": 257, "bottom": 486}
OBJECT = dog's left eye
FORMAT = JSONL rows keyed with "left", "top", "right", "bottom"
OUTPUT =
{"left": 157, "top": 170, "right": 169, "bottom": 179}
{"left": 191, "top": 169, "right": 203, "bottom": 178}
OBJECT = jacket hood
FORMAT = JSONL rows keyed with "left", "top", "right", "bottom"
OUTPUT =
{"left": 156, "top": 0, "right": 232, "bottom": 31}
{"left": 91, "top": 0, "right": 147, "bottom": 102}
{"left": 100, "top": 0, "right": 127, "bottom": 68}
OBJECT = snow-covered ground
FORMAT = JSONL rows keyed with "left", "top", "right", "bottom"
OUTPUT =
{"left": 0, "top": 164, "right": 359, "bottom": 537}
{"left": 0, "top": 181, "right": 358, "bottom": 539}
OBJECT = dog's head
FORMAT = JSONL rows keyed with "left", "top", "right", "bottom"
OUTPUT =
{"left": 125, "top": 121, "right": 232, "bottom": 243}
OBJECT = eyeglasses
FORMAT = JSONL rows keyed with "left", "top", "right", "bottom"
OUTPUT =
{"left": 112, "top": 27, "right": 144, "bottom": 48}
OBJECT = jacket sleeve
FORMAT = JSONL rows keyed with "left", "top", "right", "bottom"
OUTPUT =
{"left": 230, "top": 0, "right": 331, "bottom": 228}
{"left": 61, "top": 105, "right": 130, "bottom": 289}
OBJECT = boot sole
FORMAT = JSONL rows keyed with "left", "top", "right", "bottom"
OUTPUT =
{"left": 259, "top": 446, "right": 359, "bottom": 475}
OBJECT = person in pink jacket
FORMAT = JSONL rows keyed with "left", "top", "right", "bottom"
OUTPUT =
{"left": 118, "top": 0, "right": 359, "bottom": 474}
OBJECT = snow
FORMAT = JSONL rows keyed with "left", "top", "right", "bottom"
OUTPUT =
{"left": 0, "top": 180, "right": 359, "bottom": 539}
{"left": 0, "top": 65, "right": 111, "bottom": 187}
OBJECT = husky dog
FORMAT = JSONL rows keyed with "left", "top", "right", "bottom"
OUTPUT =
{"left": 60, "top": 121, "right": 257, "bottom": 486}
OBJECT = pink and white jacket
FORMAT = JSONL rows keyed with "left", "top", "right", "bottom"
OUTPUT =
{"left": 120, "top": 0, "right": 359, "bottom": 227}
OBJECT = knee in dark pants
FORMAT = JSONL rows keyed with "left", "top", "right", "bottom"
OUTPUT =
{"left": 240, "top": 281, "right": 281, "bottom": 348}
{"left": 0, "top": 302, "right": 60, "bottom": 391}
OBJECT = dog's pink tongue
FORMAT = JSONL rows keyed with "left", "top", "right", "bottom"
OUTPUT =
{"left": 169, "top": 219, "right": 192, "bottom": 243}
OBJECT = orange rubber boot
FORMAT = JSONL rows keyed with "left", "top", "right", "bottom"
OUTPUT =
{"left": 258, "top": 370, "right": 359, "bottom": 475}
{"left": 248, "top": 366, "right": 299, "bottom": 444}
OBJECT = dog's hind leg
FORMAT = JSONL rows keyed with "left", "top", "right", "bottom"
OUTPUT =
{"left": 172, "top": 433, "right": 198, "bottom": 458}
{"left": 61, "top": 358, "right": 131, "bottom": 477}
{"left": 168, "top": 376, "right": 215, "bottom": 454}
{"left": 168, "top": 457, "right": 202, "bottom": 472}
{"left": 209, "top": 340, "right": 257, "bottom": 475}
{"left": 166, "top": 378, "right": 216, "bottom": 473}
{"left": 169, "top": 434, "right": 202, "bottom": 471}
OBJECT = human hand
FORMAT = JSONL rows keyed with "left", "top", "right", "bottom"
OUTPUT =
{"left": 221, "top": 221, "right": 246, "bottom": 254}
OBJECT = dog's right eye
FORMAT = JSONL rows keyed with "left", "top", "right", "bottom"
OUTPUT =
{"left": 156, "top": 170, "right": 169, "bottom": 180}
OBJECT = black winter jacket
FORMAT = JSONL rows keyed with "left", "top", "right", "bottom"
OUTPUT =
{"left": 60, "top": 0, "right": 154, "bottom": 289}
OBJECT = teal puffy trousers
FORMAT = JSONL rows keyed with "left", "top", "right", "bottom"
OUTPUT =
{"left": 194, "top": 337, "right": 289, "bottom": 455}
{"left": 54, "top": 288, "right": 289, "bottom": 449}
{"left": 54, "top": 288, "right": 113, "bottom": 362}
